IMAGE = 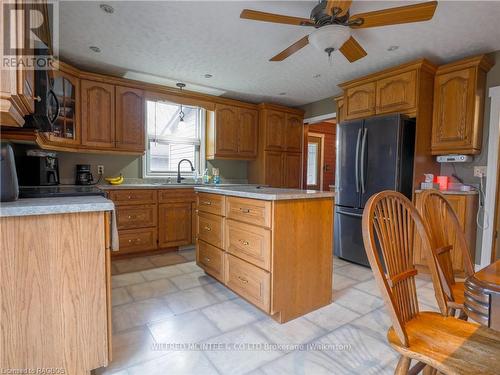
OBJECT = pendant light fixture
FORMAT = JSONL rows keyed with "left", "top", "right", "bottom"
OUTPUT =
{"left": 176, "top": 82, "right": 186, "bottom": 122}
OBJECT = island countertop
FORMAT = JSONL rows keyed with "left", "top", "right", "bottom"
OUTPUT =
{"left": 0, "top": 196, "right": 115, "bottom": 217}
{"left": 194, "top": 186, "right": 335, "bottom": 201}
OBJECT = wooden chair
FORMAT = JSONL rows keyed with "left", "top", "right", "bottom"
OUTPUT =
{"left": 362, "top": 191, "right": 500, "bottom": 375}
{"left": 417, "top": 190, "right": 474, "bottom": 319}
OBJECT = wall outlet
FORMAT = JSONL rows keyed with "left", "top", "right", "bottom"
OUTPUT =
{"left": 474, "top": 166, "right": 487, "bottom": 177}
{"left": 97, "top": 165, "right": 104, "bottom": 175}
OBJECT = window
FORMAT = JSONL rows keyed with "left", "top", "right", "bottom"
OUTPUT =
{"left": 144, "top": 100, "right": 205, "bottom": 177}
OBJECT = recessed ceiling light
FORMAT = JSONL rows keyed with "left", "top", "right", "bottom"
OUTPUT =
{"left": 89, "top": 46, "right": 101, "bottom": 53}
{"left": 100, "top": 4, "right": 114, "bottom": 14}
{"left": 313, "top": 74, "right": 321, "bottom": 78}
{"left": 204, "top": 74, "right": 213, "bottom": 78}
{"left": 279, "top": 92, "right": 286, "bottom": 96}
{"left": 387, "top": 45, "right": 399, "bottom": 52}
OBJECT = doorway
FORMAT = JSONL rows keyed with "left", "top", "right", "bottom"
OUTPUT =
{"left": 307, "top": 133, "right": 324, "bottom": 190}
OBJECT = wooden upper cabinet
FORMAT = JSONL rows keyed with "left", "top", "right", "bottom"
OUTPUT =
{"left": 238, "top": 108, "right": 258, "bottom": 157}
{"left": 115, "top": 86, "right": 145, "bottom": 152}
{"left": 283, "top": 152, "right": 301, "bottom": 188}
{"left": 334, "top": 96, "right": 344, "bottom": 124}
{"left": 215, "top": 104, "right": 239, "bottom": 156}
{"left": 264, "top": 110, "right": 286, "bottom": 151}
{"left": 285, "top": 114, "right": 303, "bottom": 152}
{"left": 344, "top": 82, "right": 376, "bottom": 120}
{"left": 81, "top": 80, "right": 115, "bottom": 148}
{"left": 431, "top": 55, "right": 493, "bottom": 155}
{"left": 376, "top": 70, "right": 417, "bottom": 115}
{"left": 264, "top": 151, "right": 283, "bottom": 188}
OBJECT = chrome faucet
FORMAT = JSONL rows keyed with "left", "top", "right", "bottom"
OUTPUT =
{"left": 177, "top": 159, "right": 195, "bottom": 183}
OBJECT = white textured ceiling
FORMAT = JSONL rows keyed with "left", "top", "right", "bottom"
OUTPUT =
{"left": 58, "top": 1, "right": 500, "bottom": 106}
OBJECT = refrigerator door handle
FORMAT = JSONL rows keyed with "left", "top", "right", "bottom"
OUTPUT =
{"left": 355, "top": 128, "right": 362, "bottom": 193}
{"left": 337, "top": 209, "right": 363, "bottom": 218}
{"left": 360, "top": 128, "right": 368, "bottom": 194}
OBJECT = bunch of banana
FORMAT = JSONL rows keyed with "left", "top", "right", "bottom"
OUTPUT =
{"left": 105, "top": 174, "right": 124, "bottom": 185}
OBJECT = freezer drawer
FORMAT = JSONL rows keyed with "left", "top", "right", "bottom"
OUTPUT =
{"left": 334, "top": 206, "right": 370, "bottom": 267}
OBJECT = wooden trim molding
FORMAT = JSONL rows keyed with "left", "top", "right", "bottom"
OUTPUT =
{"left": 481, "top": 85, "right": 500, "bottom": 268}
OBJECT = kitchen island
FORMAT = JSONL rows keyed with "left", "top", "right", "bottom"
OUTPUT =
{"left": 194, "top": 186, "right": 335, "bottom": 323}
{"left": 0, "top": 196, "right": 114, "bottom": 374}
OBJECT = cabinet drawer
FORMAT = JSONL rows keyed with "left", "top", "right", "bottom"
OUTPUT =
{"left": 225, "top": 254, "right": 270, "bottom": 312}
{"left": 158, "top": 189, "right": 195, "bottom": 203}
{"left": 197, "top": 193, "right": 225, "bottom": 216}
{"left": 197, "top": 240, "right": 224, "bottom": 282}
{"left": 197, "top": 211, "right": 223, "bottom": 248}
{"left": 116, "top": 205, "right": 157, "bottom": 229}
{"left": 225, "top": 219, "right": 271, "bottom": 271}
{"left": 109, "top": 190, "right": 157, "bottom": 205}
{"left": 117, "top": 228, "right": 157, "bottom": 254}
{"left": 226, "top": 197, "right": 272, "bottom": 228}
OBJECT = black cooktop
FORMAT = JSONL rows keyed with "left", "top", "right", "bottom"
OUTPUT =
{"left": 19, "top": 186, "right": 106, "bottom": 198}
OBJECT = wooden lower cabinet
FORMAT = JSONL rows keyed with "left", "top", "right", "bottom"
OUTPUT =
{"left": 0, "top": 211, "right": 111, "bottom": 373}
{"left": 158, "top": 202, "right": 193, "bottom": 247}
{"left": 196, "top": 193, "right": 334, "bottom": 323}
{"left": 107, "top": 188, "right": 196, "bottom": 256}
{"left": 414, "top": 191, "right": 478, "bottom": 274}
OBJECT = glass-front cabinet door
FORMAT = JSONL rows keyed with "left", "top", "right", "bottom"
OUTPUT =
{"left": 46, "top": 70, "right": 80, "bottom": 145}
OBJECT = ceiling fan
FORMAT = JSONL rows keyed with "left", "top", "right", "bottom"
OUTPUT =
{"left": 240, "top": 0, "right": 438, "bottom": 62}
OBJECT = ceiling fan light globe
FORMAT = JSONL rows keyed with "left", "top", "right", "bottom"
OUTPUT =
{"left": 308, "top": 25, "right": 351, "bottom": 53}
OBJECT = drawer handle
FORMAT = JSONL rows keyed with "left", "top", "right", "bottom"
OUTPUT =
{"left": 128, "top": 238, "right": 141, "bottom": 244}
{"left": 204, "top": 257, "right": 211, "bottom": 263}
{"left": 204, "top": 226, "right": 212, "bottom": 231}
{"left": 237, "top": 276, "right": 248, "bottom": 284}
{"left": 239, "top": 240, "right": 249, "bottom": 246}
{"left": 128, "top": 215, "right": 137, "bottom": 219}
{"left": 128, "top": 195, "right": 132, "bottom": 199}
{"left": 239, "top": 208, "right": 251, "bottom": 214}
{"left": 202, "top": 201, "right": 212, "bottom": 206}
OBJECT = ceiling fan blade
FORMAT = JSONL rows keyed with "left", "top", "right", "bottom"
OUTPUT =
{"left": 270, "top": 36, "right": 309, "bottom": 61}
{"left": 325, "top": 0, "right": 353, "bottom": 17}
{"left": 240, "top": 9, "right": 313, "bottom": 26}
{"left": 349, "top": 1, "right": 437, "bottom": 29}
{"left": 339, "top": 36, "right": 367, "bottom": 62}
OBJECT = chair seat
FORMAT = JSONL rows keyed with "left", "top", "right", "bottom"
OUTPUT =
{"left": 388, "top": 312, "right": 500, "bottom": 375}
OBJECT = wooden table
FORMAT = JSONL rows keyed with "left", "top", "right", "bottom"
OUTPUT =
{"left": 464, "top": 260, "right": 500, "bottom": 330}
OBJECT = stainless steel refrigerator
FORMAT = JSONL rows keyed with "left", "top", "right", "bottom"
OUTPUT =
{"left": 334, "top": 114, "right": 415, "bottom": 267}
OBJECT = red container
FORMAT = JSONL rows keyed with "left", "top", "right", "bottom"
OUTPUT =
{"left": 435, "top": 176, "right": 449, "bottom": 191}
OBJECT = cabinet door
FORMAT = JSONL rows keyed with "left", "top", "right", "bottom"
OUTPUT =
{"left": 46, "top": 70, "right": 80, "bottom": 145}
{"left": 285, "top": 114, "right": 303, "bottom": 152}
{"left": 81, "top": 80, "right": 115, "bottom": 148}
{"left": 431, "top": 68, "right": 476, "bottom": 154}
{"left": 376, "top": 70, "right": 417, "bottom": 114}
{"left": 264, "top": 151, "right": 284, "bottom": 188}
{"left": 16, "top": 1, "right": 35, "bottom": 115}
{"left": 264, "top": 110, "right": 286, "bottom": 151}
{"left": 116, "top": 86, "right": 145, "bottom": 152}
{"left": 158, "top": 202, "right": 193, "bottom": 248}
{"left": 215, "top": 104, "right": 239, "bottom": 156}
{"left": 238, "top": 108, "right": 258, "bottom": 158}
{"left": 345, "top": 82, "right": 376, "bottom": 120}
{"left": 283, "top": 152, "right": 302, "bottom": 188}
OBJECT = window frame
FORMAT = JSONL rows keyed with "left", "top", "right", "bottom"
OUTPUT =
{"left": 142, "top": 100, "right": 206, "bottom": 178}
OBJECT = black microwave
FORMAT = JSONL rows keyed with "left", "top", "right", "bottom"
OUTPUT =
{"left": 24, "top": 56, "right": 59, "bottom": 132}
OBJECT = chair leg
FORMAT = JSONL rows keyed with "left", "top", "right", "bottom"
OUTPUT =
{"left": 448, "top": 308, "right": 456, "bottom": 317}
{"left": 458, "top": 310, "right": 468, "bottom": 321}
{"left": 395, "top": 356, "right": 411, "bottom": 375}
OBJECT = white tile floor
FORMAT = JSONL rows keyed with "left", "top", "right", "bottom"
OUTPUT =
{"left": 95, "top": 257, "right": 439, "bottom": 375}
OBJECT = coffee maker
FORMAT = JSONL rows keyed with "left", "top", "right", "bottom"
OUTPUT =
{"left": 75, "top": 164, "right": 94, "bottom": 185}
{"left": 17, "top": 150, "right": 59, "bottom": 186}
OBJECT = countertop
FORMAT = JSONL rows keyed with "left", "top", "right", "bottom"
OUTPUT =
{"left": 98, "top": 183, "right": 252, "bottom": 190}
{"left": 0, "top": 196, "right": 115, "bottom": 217}
{"left": 194, "top": 186, "right": 335, "bottom": 201}
{"left": 414, "top": 189, "right": 478, "bottom": 195}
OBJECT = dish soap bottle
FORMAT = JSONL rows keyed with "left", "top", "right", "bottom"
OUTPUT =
{"left": 213, "top": 168, "right": 221, "bottom": 184}
{"left": 202, "top": 168, "right": 210, "bottom": 184}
